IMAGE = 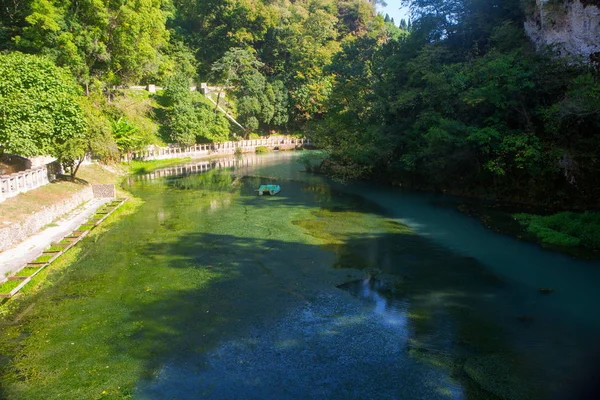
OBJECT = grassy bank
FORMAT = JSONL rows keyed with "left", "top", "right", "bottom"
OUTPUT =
{"left": 514, "top": 211, "right": 600, "bottom": 254}
{"left": 0, "top": 197, "right": 141, "bottom": 312}
{"left": 127, "top": 158, "right": 191, "bottom": 175}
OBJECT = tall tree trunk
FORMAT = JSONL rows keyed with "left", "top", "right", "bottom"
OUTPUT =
{"left": 71, "top": 157, "right": 85, "bottom": 181}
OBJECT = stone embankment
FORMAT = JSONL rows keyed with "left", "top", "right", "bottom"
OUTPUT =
{"left": 0, "top": 185, "right": 116, "bottom": 252}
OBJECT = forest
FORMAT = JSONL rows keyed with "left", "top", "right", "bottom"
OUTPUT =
{"left": 1, "top": 0, "right": 599, "bottom": 208}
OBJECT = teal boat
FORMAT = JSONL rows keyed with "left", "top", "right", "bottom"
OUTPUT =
{"left": 257, "top": 184, "right": 281, "bottom": 196}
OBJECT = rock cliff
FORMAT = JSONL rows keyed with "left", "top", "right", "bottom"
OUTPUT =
{"left": 524, "top": 0, "right": 600, "bottom": 63}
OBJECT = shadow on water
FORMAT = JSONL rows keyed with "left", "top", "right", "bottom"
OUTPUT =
{"left": 127, "top": 233, "right": 475, "bottom": 399}
{"left": 122, "top": 160, "right": 600, "bottom": 400}
{"left": 124, "top": 229, "right": 573, "bottom": 400}
{"left": 3, "top": 155, "right": 597, "bottom": 399}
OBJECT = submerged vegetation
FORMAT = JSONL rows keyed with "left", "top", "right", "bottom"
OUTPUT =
{"left": 0, "top": 165, "right": 555, "bottom": 398}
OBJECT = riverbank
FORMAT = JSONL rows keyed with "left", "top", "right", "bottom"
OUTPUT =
{"left": 0, "top": 164, "right": 126, "bottom": 252}
{"left": 0, "top": 197, "right": 141, "bottom": 315}
{"left": 2, "top": 153, "right": 598, "bottom": 399}
{"left": 0, "top": 197, "right": 111, "bottom": 280}
{"left": 455, "top": 202, "right": 600, "bottom": 260}
{"left": 0, "top": 160, "right": 142, "bottom": 306}
{"left": 0, "top": 154, "right": 275, "bottom": 303}
{"left": 312, "top": 157, "right": 600, "bottom": 260}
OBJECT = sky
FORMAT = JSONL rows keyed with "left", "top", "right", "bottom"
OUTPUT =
{"left": 377, "top": 0, "right": 410, "bottom": 24}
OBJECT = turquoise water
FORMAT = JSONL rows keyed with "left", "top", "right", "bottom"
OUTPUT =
{"left": 129, "top": 153, "right": 600, "bottom": 399}
{"left": 2, "top": 152, "right": 597, "bottom": 399}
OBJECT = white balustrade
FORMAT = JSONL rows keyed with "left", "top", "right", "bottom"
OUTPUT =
{"left": 0, "top": 165, "right": 50, "bottom": 203}
{"left": 123, "top": 136, "right": 310, "bottom": 162}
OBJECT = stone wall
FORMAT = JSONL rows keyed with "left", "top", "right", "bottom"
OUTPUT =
{"left": 0, "top": 186, "right": 94, "bottom": 252}
{"left": 92, "top": 184, "right": 116, "bottom": 198}
{"left": 525, "top": 0, "right": 600, "bottom": 62}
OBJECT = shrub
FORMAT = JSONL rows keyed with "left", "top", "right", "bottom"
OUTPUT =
{"left": 514, "top": 211, "right": 600, "bottom": 249}
{"left": 255, "top": 146, "right": 270, "bottom": 154}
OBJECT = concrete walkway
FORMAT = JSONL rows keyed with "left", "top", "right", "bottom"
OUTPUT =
{"left": 0, "top": 198, "right": 110, "bottom": 278}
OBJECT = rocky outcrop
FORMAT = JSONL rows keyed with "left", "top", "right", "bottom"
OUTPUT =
{"left": 524, "top": 0, "right": 600, "bottom": 63}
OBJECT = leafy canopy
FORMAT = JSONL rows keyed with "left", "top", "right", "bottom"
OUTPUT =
{"left": 0, "top": 52, "right": 86, "bottom": 157}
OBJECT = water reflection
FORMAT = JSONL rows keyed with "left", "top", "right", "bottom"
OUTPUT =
{"left": 340, "top": 276, "right": 410, "bottom": 330}
{"left": 126, "top": 152, "right": 303, "bottom": 185}
{"left": 129, "top": 152, "right": 599, "bottom": 399}
{"left": 338, "top": 276, "right": 465, "bottom": 400}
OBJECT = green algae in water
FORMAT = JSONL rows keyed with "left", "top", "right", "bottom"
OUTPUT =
{"left": 0, "top": 159, "right": 577, "bottom": 400}
{"left": 169, "top": 170, "right": 233, "bottom": 191}
{"left": 292, "top": 205, "right": 411, "bottom": 246}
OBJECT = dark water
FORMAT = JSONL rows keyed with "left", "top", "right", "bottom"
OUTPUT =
{"left": 124, "top": 153, "right": 600, "bottom": 399}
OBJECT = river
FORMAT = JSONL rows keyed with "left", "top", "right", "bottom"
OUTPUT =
{"left": 2, "top": 152, "right": 599, "bottom": 400}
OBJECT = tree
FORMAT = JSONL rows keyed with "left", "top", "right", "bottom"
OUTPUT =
{"left": 164, "top": 70, "right": 231, "bottom": 144}
{"left": 172, "top": 0, "right": 276, "bottom": 77}
{"left": 111, "top": 117, "right": 143, "bottom": 160}
{"left": 81, "top": 95, "right": 119, "bottom": 163}
{"left": 211, "top": 47, "right": 271, "bottom": 133}
{"left": 0, "top": 0, "right": 29, "bottom": 49}
{"left": 56, "top": 138, "right": 87, "bottom": 181}
{"left": 269, "top": 80, "right": 290, "bottom": 127}
{"left": 59, "top": 96, "right": 118, "bottom": 180}
{"left": 15, "top": 0, "right": 172, "bottom": 90}
{"left": 0, "top": 52, "right": 86, "bottom": 157}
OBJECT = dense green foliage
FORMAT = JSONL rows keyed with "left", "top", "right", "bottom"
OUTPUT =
{"left": 179, "top": 0, "right": 396, "bottom": 126}
{"left": 11, "top": 0, "right": 174, "bottom": 88}
{"left": 0, "top": 0, "right": 391, "bottom": 166}
{"left": 0, "top": 52, "right": 86, "bottom": 157}
{"left": 163, "top": 72, "right": 231, "bottom": 145}
{"left": 1, "top": 0, "right": 599, "bottom": 208}
{"left": 515, "top": 212, "right": 600, "bottom": 250}
{"left": 311, "top": 0, "right": 600, "bottom": 207}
